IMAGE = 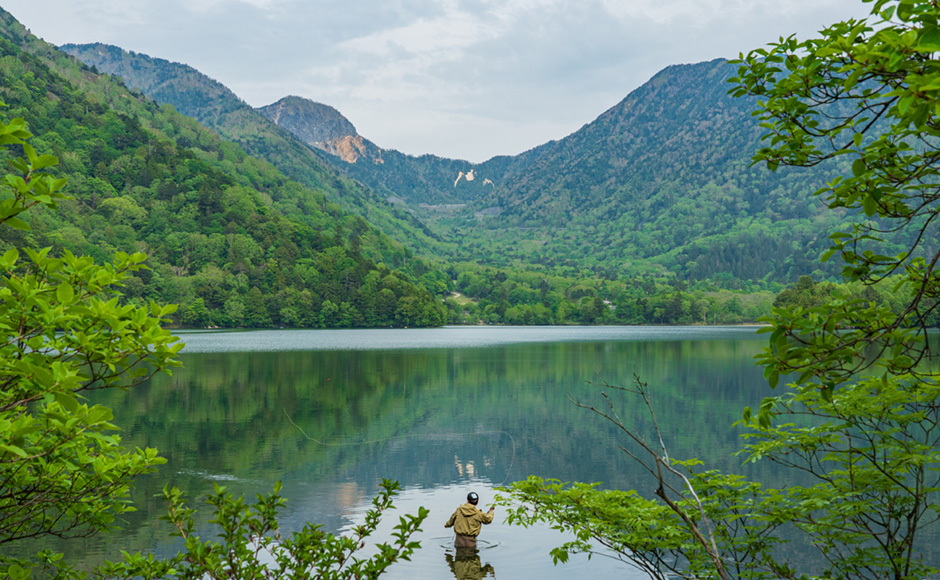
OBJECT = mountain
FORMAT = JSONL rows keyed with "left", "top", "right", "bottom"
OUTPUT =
{"left": 257, "top": 96, "right": 361, "bottom": 160}
{"left": 61, "top": 35, "right": 859, "bottom": 285}
{"left": 197, "top": 58, "right": 844, "bottom": 283}
{"left": 0, "top": 6, "right": 841, "bottom": 328}
{"left": 441, "top": 59, "right": 848, "bottom": 281}
{"left": 57, "top": 42, "right": 441, "bottom": 253}
{"left": 61, "top": 44, "right": 508, "bottom": 208}
{"left": 57, "top": 42, "right": 247, "bottom": 128}
{"left": 0, "top": 9, "right": 446, "bottom": 329}
{"left": 257, "top": 95, "right": 503, "bottom": 206}
{"left": 484, "top": 60, "right": 780, "bottom": 221}
{"left": 242, "top": 61, "right": 836, "bottom": 282}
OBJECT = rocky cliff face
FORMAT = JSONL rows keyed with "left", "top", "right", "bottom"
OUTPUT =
{"left": 331, "top": 135, "right": 384, "bottom": 164}
{"left": 257, "top": 96, "right": 366, "bottom": 160}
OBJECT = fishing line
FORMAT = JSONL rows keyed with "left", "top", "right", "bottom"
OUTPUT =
{"left": 284, "top": 408, "right": 517, "bottom": 486}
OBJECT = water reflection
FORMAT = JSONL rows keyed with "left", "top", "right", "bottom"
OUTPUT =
{"left": 446, "top": 548, "right": 495, "bottom": 580}
{"left": 27, "top": 326, "right": 772, "bottom": 579}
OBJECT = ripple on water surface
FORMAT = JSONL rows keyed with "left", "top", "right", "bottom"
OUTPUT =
{"left": 334, "top": 481, "right": 645, "bottom": 580}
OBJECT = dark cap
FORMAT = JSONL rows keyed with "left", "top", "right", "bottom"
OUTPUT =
{"left": 467, "top": 492, "right": 479, "bottom": 505}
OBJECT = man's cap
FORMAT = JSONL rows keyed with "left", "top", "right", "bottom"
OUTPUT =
{"left": 467, "top": 492, "right": 479, "bottom": 505}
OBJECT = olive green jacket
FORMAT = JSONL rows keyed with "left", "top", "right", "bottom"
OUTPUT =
{"left": 444, "top": 503, "right": 494, "bottom": 537}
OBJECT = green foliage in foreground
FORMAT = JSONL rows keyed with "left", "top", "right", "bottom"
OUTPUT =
{"left": 103, "top": 481, "right": 426, "bottom": 580}
{"left": 0, "top": 108, "right": 181, "bottom": 552}
{"left": 499, "top": 0, "right": 940, "bottom": 578}
{"left": 0, "top": 108, "right": 177, "bottom": 571}
{"left": 7, "top": 481, "right": 427, "bottom": 580}
{"left": 0, "top": 112, "right": 426, "bottom": 579}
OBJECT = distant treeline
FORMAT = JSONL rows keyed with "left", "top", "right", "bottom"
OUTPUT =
{"left": 438, "top": 263, "right": 773, "bottom": 325}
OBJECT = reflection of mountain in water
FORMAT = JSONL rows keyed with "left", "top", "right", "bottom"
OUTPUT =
{"left": 107, "top": 335, "right": 773, "bottom": 486}
{"left": 30, "top": 329, "right": 792, "bottom": 573}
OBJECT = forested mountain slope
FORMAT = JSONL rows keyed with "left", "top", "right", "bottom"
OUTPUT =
{"left": 62, "top": 44, "right": 510, "bottom": 207}
{"left": 436, "top": 59, "right": 853, "bottom": 281}
{"left": 57, "top": 41, "right": 441, "bottom": 252}
{"left": 72, "top": 42, "right": 852, "bottom": 283}
{"left": 258, "top": 60, "right": 859, "bottom": 283}
{"left": 0, "top": 9, "right": 446, "bottom": 328}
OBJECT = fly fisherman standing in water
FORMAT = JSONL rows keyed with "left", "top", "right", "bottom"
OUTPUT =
{"left": 444, "top": 492, "right": 495, "bottom": 548}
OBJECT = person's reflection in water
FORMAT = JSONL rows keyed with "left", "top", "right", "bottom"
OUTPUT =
{"left": 445, "top": 546, "right": 495, "bottom": 580}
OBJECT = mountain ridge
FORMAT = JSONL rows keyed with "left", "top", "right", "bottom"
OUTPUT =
{"left": 0, "top": 10, "right": 448, "bottom": 329}
{"left": 58, "top": 41, "right": 443, "bottom": 253}
{"left": 60, "top": 39, "right": 850, "bottom": 284}
{"left": 61, "top": 43, "right": 511, "bottom": 207}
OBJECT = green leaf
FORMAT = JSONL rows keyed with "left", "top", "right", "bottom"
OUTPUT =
{"left": 768, "top": 370, "right": 780, "bottom": 389}
{"left": 54, "top": 391, "right": 81, "bottom": 414}
{"left": 0, "top": 443, "right": 29, "bottom": 458}
{"left": 844, "top": 67, "right": 864, "bottom": 90}
{"left": 862, "top": 195, "right": 878, "bottom": 217}
{"left": 4, "top": 216, "right": 30, "bottom": 231}
{"left": 897, "top": 0, "right": 915, "bottom": 21}
{"left": 851, "top": 158, "right": 867, "bottom": 177}
{"left": 56, "top": 282, "right": 75, "bottom": 304}
{"left": 31, "top": 153, "right": 59, "bottom": 171}
{"left": 0, "top": 248, "right": 18, "bottom": 269}
{"left": 898, "top": 95, "right": 915, "bottom": 116}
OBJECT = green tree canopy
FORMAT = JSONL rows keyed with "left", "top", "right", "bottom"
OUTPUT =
{"left": 730, "top": 0, "right": 940, "bottom": 387}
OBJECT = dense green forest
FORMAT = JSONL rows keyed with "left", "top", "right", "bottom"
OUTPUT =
{"left": 2, "top": 8, "right": 895, "bottom": 330}
{"left": 0, "top": 30, "right": 447, "bottom": 328}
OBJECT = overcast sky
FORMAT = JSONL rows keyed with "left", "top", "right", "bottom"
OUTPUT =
{"left": 4, "top": 0, "right": 871, "bottom": 162}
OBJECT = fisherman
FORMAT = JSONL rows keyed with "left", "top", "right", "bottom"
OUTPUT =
{"left": 444, "top": 492, "right": 495, "bottom": 548}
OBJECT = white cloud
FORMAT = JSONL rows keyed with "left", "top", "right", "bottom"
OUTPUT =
{"left": 3, "top": 0, "right": 873, "bottom": 161}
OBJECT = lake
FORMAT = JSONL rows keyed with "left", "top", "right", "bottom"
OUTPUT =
{"left": 52, "top": 326, "right": 775, "bottom": 578}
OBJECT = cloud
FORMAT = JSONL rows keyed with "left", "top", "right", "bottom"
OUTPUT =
{"left": 2, "top": 0, "right": 872, "bottom": 161}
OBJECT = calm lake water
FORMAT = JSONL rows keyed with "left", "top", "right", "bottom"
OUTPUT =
{"left": 53, "top": 326, "right": 777, "bottom": 578}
